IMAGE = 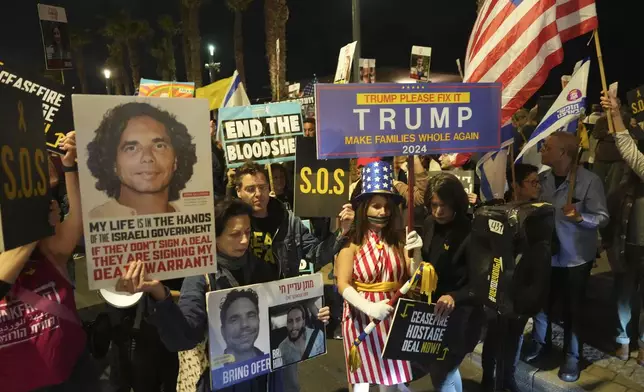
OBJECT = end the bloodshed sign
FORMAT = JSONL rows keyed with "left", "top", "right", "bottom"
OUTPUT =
{"left": 315, "top": 83, "right": 501, "bottom": 159}
{"left": 219, "top": 102, "right": 304, "bottom": 167}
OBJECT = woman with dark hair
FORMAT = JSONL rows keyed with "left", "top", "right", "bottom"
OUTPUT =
{"left": 335, "top": 160, "right": 423, "bottom": 392}
{"left": 117, "top": 199, "right": 331, "bottom": 392}
{"left": 418, "top": 172, "right": 482, "bottom": 392}
{"left": 270, "top": 163, "right": 293, "bottom": 211}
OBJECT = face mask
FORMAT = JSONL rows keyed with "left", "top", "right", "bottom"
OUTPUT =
{"left": 367, "top": 215, "right": 389, "bottom": 225}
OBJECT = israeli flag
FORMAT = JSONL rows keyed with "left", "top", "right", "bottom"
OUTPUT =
{"left": 222, "top": 70, "right": 250, "bottom": 108}
{"left": 515, "top": 59, "right": 590, "bottom": 162}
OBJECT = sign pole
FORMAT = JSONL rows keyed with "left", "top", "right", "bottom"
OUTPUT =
{"left": 509, "top": 144, "right": 517, "bottom": 202}
{"left": 60, "top": 70, "right": 65, "bottom": 85}
{"left": 594, "top": 29, "right": 614, "bottom": 134}
{"left": 406, "top": 156, "right": 415, "bottom": 246}
{"left": 456, "top": 59, "right": 464, "bottom": 81}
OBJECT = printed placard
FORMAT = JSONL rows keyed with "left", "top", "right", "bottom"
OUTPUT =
{"left": 219, "top": 102, "right": 304, "bottom": 168}
{"left": 37, "top": 4, "right": 72, "bottom": 70}
{"left": 138, "top": 78, "right": 195, "bottom": 98}
{"left": 288, "top": 83, "right": 301, "bottom": 98}
{"left": 334, "top": 41, "right": 357, "bottom": 84}
{"left": 315, "top": 83, "right": 502, "bottom": 159}
{"left": 72, "top": 95, "right": 216, "bottom": 290}
{"left": 294, "top": 137, "right": 350, "bottom": 217}
{"left": 207, "top": 284, "right": 272, "bottom": 389}
{"left": 359, "top": 59, "right": 376, "bottom": 84}
{"left": 428, "top": 170, "right": 475, "bottom": 194}
{"left": 206, "top": 274, "right": 326, "bottom": 390}
{"left": 628, "top": 85, "right": 644, "bottom": 123}
{"left": 0, "top": 83, "right": 53, "bottom": 252}
{"left": 283, "top": 96, "right": 315, "bottom": 119}
{"left": 267, "top": 274, "right": 326, "bottom": 370}
{"left": 382, "top": 299, "right": 467, "bottom": 362}
{"left": 410, "top": 46, "right": 432, "bottom": 82}
{"left": 0, "top": 61, "right": 74, "bottom": 155}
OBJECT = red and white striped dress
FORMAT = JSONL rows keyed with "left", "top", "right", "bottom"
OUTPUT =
{"left": 342, "top": 230, "right": 412, "bottom": 385}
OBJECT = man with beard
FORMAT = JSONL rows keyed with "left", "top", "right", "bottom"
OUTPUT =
{"left": 87, "top": 102, "right": 197, "bottom": 218}
{"left": 220, "top": 289, "right": 264, "bottom": 362}
{"left": 277, "top": 304, "right": 325, "bottom": 366}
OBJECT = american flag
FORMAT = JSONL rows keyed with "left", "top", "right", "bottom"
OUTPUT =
{"left": 301, "top": 74, "right": 318, "bottom": 97}
{"left": 464, "top": 0, "right": 597, "bottom": 125}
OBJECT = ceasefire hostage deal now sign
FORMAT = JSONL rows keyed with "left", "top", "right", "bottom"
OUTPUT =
{"left": 382, "top": 299, "right": 469, "bottom": 363}
{"left": 219, "top": 102, "right": 304, "bottom": 167}
{"left": 315, "top": 83, "right": 502, "bottom": 159}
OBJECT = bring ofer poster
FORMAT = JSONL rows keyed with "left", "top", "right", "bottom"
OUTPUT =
{"left": 206, "top": 274, "right": 325, "bottom": 390}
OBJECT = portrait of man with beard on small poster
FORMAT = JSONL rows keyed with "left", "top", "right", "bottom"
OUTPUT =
{"left": 269, "top": 297, "right": 326, "bottom": 369}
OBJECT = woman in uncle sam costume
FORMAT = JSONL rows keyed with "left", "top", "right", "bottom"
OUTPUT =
{"left": 335, "top": 160, "right": 434, "bottom": 391}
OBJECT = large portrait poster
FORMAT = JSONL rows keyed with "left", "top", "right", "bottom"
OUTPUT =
{"left": 410, "top": 46, "right": 432, "bottom": 82}
{"left": 0, "top": 61, "right": 73, "bottom": 155}
{"left": 72, "top": 95, "right": 216, "bottom": 290}
{"left": 0, "top": 83, "right": 53, "bottom": 252}
{"left": 37, "top": 4, "right": 73, "bottom": 70}
{"left": 219, "top": 102, "right": 304, "bottom": 168}
{"left": 206, "top": 274, "right": 326, "bottom": 390}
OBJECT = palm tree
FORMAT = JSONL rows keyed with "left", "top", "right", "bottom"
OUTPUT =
{"left": 106, "top": 43, "right": 129, "bottom": 95}
{"left": 264, "top": 0, "right": 288, "bottom": 101}
{"left": 180, "top": 0, "right": 204, "bottom": 88}
{"left": 69, "top": 28, "right": 91, "bottom": 93}
{"left": 150, "top": 43, "right": 173, "bottom": 80}
{"left": 179, "top": 3, "right": 192, "bottom": 82}
{"left": 158, "top": 15, "right": 179, "bottom": 80}
{"left": 123, "top": 16, "right": 153, "bottom": 89}
{"left": 226, "top": 0, "right": 253, "bottom": 86}
{"left": 102, "top": 18, "right": 131, "bottom": 94}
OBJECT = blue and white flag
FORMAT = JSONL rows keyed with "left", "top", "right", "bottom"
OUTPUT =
{"left": 222, "top": 70, "right": 251, "bottom": 108}
{"left": 515, "top": 60, "right": 590, "bottom": 162}
{"left": 476, "top": 121, "right": 514, "bottom": 201}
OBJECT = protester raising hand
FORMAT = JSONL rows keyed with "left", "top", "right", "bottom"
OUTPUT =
{"left": 60, "top": 131, "right": 77, "bottom": 167}
{"left": 338, "top": 203, "right": 355, "bottom": 235}
{"left": 600, "top": 90, "right": 627, "bottom": 132}
{"left": 116, "top": 260, "right": 166, "bottom": 301}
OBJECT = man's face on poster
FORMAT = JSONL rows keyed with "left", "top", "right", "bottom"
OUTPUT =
{"left": 416, "top": 57, "right": 423, "bottom": 68}
{"left": 53, "top": 26, "right": 62, "bottom": 44}
{"left": 237, "top": 173, "right": 270, "bottom": 214}
{"left": 286, "top": 308, "right": 305, "bottom": 342}
{"left": 222, "top": 297, "right": 260, "bottom": 353}
{"left": 115, "top": 115, "right": 177, "bottom": 196}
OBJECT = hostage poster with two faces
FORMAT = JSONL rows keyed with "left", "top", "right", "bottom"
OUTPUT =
{"left": 72, "top": 95, "right": 216, "bottom": 290}
{"left": 206, "top": 274, "right": 326, "bottom": 390}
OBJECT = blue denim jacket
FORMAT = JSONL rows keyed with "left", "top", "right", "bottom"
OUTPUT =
{"left": 539, "top": 167, "right": 609, "bottom": 267}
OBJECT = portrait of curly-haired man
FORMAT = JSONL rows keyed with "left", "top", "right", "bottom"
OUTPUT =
{"left": 85, "top": 102, "right": 197, "bottom": 218}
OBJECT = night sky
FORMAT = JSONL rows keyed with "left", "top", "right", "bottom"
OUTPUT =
{"left": 1, "top": 0, "right": 642, "bottom": 106}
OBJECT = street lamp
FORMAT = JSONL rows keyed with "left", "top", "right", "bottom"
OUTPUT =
{"left": 103, "top": 68, "right": 111, "bottom": 95}
{"left": 205, "top": 43, "right": 220, "bottom": 84}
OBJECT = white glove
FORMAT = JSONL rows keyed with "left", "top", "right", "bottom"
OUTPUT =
{"left": 405, "top": 230, "right": 423, "bottom": 273}
{"left": 342, "top": 286, "right": 393, "bottom": 320}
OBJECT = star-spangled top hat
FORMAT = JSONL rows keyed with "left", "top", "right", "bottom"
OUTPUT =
{"left": 351, "top": 160, "right": 403, "bottom": 207}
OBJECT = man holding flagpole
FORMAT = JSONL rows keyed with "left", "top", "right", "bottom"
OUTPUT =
{"left": 522, "top": 130, "right": 608, "bottom": 381}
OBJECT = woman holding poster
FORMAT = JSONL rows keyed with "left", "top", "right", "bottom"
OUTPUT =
{"left": 116, "top": 199, "right": 331, "bottom": 392}
{"left": 335, "top": 160, "right": 423, "bottom": 392}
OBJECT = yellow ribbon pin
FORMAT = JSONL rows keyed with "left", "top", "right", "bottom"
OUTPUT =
{"left": 17, "top": 100, "right": 27, "bottom": 132}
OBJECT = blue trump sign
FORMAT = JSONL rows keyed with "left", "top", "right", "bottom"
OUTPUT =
{"left": 315, "top": 83, "right": 502, "bottom": 159}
